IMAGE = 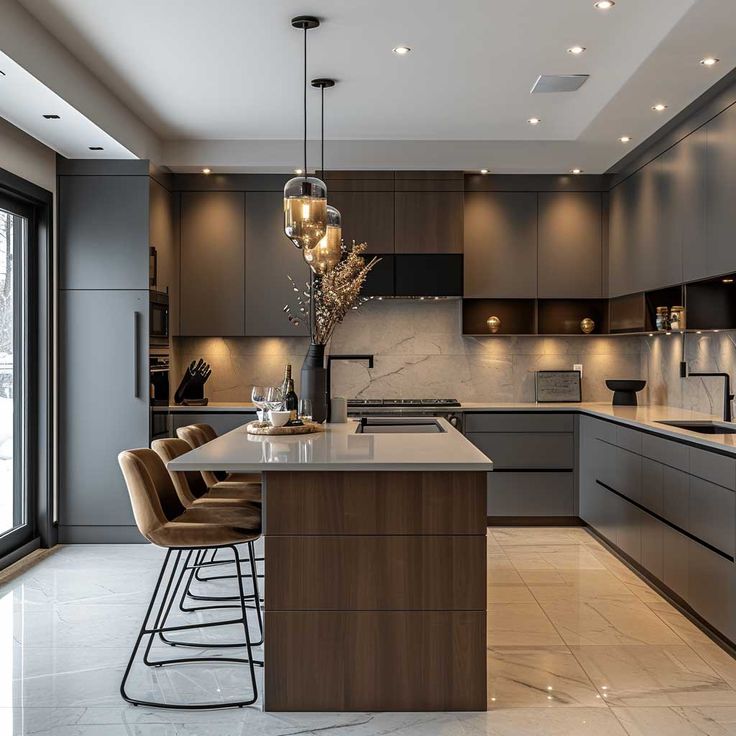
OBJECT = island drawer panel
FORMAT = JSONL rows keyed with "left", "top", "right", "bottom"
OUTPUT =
{"left": 689, "top": 448, "right": 736, "bottom": 490}
{"left": 466, "top": 432, "right": 574, "bottom": 469}
{"left": 641, "top": 434, "right": 689, "bottom": 472}
{"left": 264, "top": 610, "right": 487, "bottom": 711}
{"left": 265, "top": 535, "right": 486, "bottom": 610}
{"left": 464, "top": 413, "right": 574, "bottom": 433}
{"left": 688, "top": 476, "right": 735, "bottom": 556}
{"left": 263, "top": 471, "right": 487, "bottom": 535}
{"left": 487, "top": 472, "right": 574, "bottom": 516}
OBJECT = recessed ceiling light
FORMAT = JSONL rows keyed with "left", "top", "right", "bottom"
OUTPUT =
{"left": 294, "top": 168, "right": 304, "bottom": 175}
{"left": 480, "top": 168, "right": 490, "bottom": 175}
{"left": 567, "top": 46, "right": 586, "bottom": 55}
{"left": 652, "top": 103, "right": 668, "bottom": 112}
{"left": 201, "top": 168, "right": 211, "bottom": 175}
{"left": 88, "top": 146, "right": 104, "bottom": 151}
{"left": 393, "top": 46, "right": 411, "bottom": 56}
{"left": 700, "top": 57, "right": 719, "bottom": 67}
{"left": 594, "top": 0, "right": 615, "bottom": 9}
{"left": 619, "top": 135, "right": 631, "bottom": 143}
{"left": 42, "top": 114, "right": 60, "bottom": 119}
{"left": 527, "top": 117, "right": 541, "bottom": 125}
{"left": 570, "top": 168, "right": 583, "bottom": 175}
{"left": 723, "top": 277, "right": 734, "bottom": 283}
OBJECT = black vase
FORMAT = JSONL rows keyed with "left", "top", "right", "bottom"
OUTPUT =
{"left": 300, "top": 342, "right": 328, "bottom": 423}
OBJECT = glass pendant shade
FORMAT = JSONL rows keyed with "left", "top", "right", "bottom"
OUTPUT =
{"left": 304, "top": 205, "right": 342, "bottom": 275}
{"left": 283, "top": 175, "right": 328, "bottom": 250}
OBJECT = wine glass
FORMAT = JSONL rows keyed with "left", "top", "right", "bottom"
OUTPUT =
{"left": 251, "top": 385, "right": 268, "bottom": 422}
{"left": 298, "top": 399, "right": 313, "bottom": 422}
{"left": 265, "top": 386, "right": 284, "bottom": 423}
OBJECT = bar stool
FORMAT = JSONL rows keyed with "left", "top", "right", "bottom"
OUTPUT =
{"left": 118, "top": 448, "right": 261, "bottom": 709}
{"left": 177, "top": 423, "right": 262, "bottom": 486}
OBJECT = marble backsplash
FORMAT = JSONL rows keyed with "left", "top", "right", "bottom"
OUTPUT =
{"left": 172, "top": 300, "right": 643, "bottom": 404}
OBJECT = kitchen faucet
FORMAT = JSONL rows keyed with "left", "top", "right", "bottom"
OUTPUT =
{"left": 688, "top": 372, "right": 734, "bottom": 422}
{"left": 326, "top": 354, "right": 374, "bottom": 417}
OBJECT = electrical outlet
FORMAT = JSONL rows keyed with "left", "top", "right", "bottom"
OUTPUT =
{"left": 574, "top": 363, "right": 583, "bottom": 377}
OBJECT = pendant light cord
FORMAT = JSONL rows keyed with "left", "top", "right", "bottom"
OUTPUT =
{"left": 303, "top": 27, "right": 307, "bottom": 178}
{"left": 321, "top": 85, "right": 325, "bottom": 178}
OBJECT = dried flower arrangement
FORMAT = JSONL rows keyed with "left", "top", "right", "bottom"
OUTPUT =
{"left": 284, "top": 242, "right": 380, "bottom": 345}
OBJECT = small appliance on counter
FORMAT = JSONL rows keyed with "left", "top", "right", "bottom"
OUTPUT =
{"left": 606, "top": 379, "right": 647, "bottom": 406}
{"left": 174, "top": 359, "right": 212, "bottom": 405}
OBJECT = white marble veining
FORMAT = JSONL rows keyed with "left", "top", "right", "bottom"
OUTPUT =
{"left": 166, "top": 418, "right": 493, "bottom": 472}
{"left": 4, "top": 531, "right": 736, "bottom": 734}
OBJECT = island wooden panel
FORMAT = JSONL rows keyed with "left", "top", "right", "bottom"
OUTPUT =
{"left": 264, "top": 611, "right": 486, "bottom": 711}
{"left": 262, "top": 470, "right": 487, "bottom": 535}
{"left": 265, "top": 535, "right": 486, "bottom": 610}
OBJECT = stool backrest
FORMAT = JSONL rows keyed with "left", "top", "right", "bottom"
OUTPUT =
{"left": 176, "top": 424, "right": 220, "bottom": 486}
{"left": 151, "top": 438, "right": 210, "bottom": 505}
{"left": 118, "top": 448, "right": 186, "bottom": 541}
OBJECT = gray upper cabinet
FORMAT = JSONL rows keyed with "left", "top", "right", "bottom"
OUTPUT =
{"left": 179, "top": 191, "right": 245, "bottom": 336}
{"left": 675, "top": 128, "right": 707, "bottom": 283}
{"left": 394, "top": 191, "right": 464, "bottom": 254}
{"left": 464, "top": 192, "right": 538, "bottom": 298}
{"left": 608, "top": 175, "right": 637, "bottom": 297}
{"left": 245, "top": 191, "right": 309, "bottom": 337}
{"left": 705, "top": 103, "right": 736, "bottom": 278}
{"left": 327, "top": 190, "right": 394, "bottom": 254}
{"left": 59, "top": 174, "right": 150, "bottom": 290}
{"left": 538, "top": 192, "right": 603, "bottom": 298}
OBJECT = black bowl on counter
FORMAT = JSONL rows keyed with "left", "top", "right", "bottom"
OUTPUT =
{"left": 606, "top": 379, "right": 647, "bottom": 406}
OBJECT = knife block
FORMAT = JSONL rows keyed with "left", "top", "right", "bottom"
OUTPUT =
{"left": 174, "top": 359, "right": 211, "bottom": 405}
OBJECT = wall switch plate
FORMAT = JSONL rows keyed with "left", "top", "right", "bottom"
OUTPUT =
{"left": 574, "top": 363, "right": 583, "bottom": 377}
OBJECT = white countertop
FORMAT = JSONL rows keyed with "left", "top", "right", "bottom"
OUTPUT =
{"left": 166, "top": 417, "right": 494, "bottom": 472}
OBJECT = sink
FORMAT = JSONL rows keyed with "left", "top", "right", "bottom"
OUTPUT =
{"left": 355, "top": 417, "right": 445, "bottom": 434}
{"left": 656, "top": 420, "right": 736, "bottom": 435}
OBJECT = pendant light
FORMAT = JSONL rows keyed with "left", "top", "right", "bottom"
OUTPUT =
{"left": 304, "top": 78, "right": 342, "bottom": 275}
{"left": 283, "top": 16, "right": 327, "bottom": 250}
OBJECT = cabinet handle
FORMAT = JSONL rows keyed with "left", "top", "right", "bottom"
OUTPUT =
{"left": 133, "top": 311, "right": 141, "bottom": 398}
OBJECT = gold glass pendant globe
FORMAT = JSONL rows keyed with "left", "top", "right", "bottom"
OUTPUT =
{"left": 486, "top": 315, "right": 501, "bottom": 333}
{"left": 580, "top": 317, "right": 595, "bottom": 334}
{"left": 284, "top": 175, "right": 328, "bottom": 250}
{"left": 304, "top": 206, "right": 343, "bottom": 275}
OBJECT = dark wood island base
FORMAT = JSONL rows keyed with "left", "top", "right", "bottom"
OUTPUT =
{"left": 262, "top": 470, "right": 488, "bottom": 711}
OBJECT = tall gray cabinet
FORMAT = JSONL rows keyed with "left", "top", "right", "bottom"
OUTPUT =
{"left": 58, "top": 159, "right": 174, "bottom": 543}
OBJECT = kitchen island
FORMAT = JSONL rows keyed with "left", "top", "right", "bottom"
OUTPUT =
{"left": 167, "top": 418, "right": 492, "bottom": 712}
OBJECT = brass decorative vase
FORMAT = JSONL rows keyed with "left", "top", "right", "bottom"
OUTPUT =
{"left": 580, "top": 317, "right": 595, "bottom": 334}
{"left": 486, "top": 315, "right": 501, "bottom": 333}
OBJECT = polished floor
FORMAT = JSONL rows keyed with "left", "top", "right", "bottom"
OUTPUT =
{"left": 2, "top": 529, "right": 736, "bottom": 734}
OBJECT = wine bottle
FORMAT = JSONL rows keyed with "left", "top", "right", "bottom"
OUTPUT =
{"left": 280, "top": 364, "right": 292, "bottom": 401}
{"left": 284, "top": 377, "right": 299, "bottom": 423}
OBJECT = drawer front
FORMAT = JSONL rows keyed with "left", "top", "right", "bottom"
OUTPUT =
{"left": 662, "top": 525, "right": 689, "bottom": 600}
{"left": 640, "top": 511, "right": 664, "bottom": 580}
{"left": 642, "top": 458, "right": 664, "bottom": 515}
{"left": 587, "top": 416, "right": 618, "bottom": 444}
{"left": 171, "top": 411, "right": 256, "bottom": 436}
{"left": 464, "top": 412, "right": 574, "bottom": 433}
{"left": 642, "top": 433, "right": 689, "bottom": 472}
{"left": 595, "top": 441, "right": 641, "bottom": 503}
{"left": 615, "top": 425, "right": 642, "bottom": 454}
{"left": 487, "top": 472, "right": 574, "bottom": 516}
{"left": 265, "top": 535, "right": 486, "bottom": 611}
{"left": 660, "top": 465, "right": 690, "bottom": 530}
{"left": 689, "top": 447, "right": 736, "bottom": 491}
{"left": 689, "top": 476, "right": 735, "bottom": 556}
{"left": 466, "top": 433, "right": 573, "bottom": 469}
{"left": 263, "top": 471, "right": 487, "bottom": 535}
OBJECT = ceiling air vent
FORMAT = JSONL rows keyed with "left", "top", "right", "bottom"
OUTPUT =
{"left": 531, "top": 74, "right": 589, "bottom": 93}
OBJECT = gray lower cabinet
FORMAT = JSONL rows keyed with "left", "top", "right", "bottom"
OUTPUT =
{"left": 171, "top": 411, "right": 256, "bottom": 436}
{"left": 662, "top": 524, "right": 690, "bottom": 601}
{"left": 179, "top": 191, "right": 245, "bottom": 336}
{"left": 537, "top": 192, "right": 603, "bottom": 298}
{"left": 487, "top": 472, "right": 574, "bottom": 517}
{"left": 463, "top": 192, "right": 537, "bottom": 298}
{"left": 245, "top": 191, "right": 309, "bottom": 337}
{"left": 688, "top": 540, "right": 736, "bottom": 641}
{"left": 59, "top": 290, "right": 149, "bottom": 537}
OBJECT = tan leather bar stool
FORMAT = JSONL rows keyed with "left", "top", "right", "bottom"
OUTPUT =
{"left": 118, "top": 448, "right": 261, "bottom": 709}
{"left": 177, "top": 423, "right": 262, "bottom": 487}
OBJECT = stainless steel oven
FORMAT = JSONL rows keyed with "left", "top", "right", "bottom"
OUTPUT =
{"left": 149, "top": 290, "right": 169, "bottom": 346}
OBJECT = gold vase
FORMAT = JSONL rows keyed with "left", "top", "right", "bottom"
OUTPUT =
{"left": 486, "top": 315, "right": 501, "bottom": 334}
{"left": 580, "top": 317, "right": 595, "bottom": 334}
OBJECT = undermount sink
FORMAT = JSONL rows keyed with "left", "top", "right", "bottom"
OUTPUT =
{"left": 656, "top": 420, "right": 736, "bottom": 435}
{"left": 355, "top": 417, "right": 445, "bottom": 434}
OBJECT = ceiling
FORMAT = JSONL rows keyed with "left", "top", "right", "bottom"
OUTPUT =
{"left": 7, "top": 0, "right": 736, "bottom": 172}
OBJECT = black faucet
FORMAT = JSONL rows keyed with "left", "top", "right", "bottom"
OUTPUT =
{"left": 326, "top": 354, "right": 374, "bottom": 418}
{"left": 689, "top": 372, "right": 734, "bottom": 422}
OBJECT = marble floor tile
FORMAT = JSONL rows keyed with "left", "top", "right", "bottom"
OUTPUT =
{"left": 505, "top": 545, "right": 608, "bottom": 572}
{"left": 538, "top": 595, "right": 685, "bottom": 645}
{"left": 488, "top": 646, "right": 605, "bottom": 708}
{"left": 571, "top": 645, "right": 736, "bottom": 706}
{"left": 487, "top": 602, "right": 565, "bottom": 646}
{"left": 487, "top": 584, "right": 537, "bottom": 603}
{"left": 487, "top": 554, "right": 525, "bottom": 584}
{"left": 525, "top": 569, "right": 637, "bottom": 602}
{"left": 646, "top": 600, "right": 715, "bottom": 646}
{"left": 611, "top": 706, "right": 736, "bottom": 735}
{"left": 457, "top": 707, "right": 630, "bottom": 735}
{"left": 492, "top": 527, "right": 593, "bottom": 547}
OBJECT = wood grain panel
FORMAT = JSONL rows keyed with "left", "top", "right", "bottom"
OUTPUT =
{"left": 265, "top": 535, "right": 486, "bottom": 611}
{"left": 394, "top": 191, "right": 464, "bottom": 253}
{"left": 263, "top": 471, "right": 487, "bottom": 535}
{"left": 264, "top": 611, "right": 486, "bottom": 711}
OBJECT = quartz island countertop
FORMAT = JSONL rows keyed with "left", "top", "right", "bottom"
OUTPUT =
{"left": 166, "top": 417, "right": 494, "bottom": 472}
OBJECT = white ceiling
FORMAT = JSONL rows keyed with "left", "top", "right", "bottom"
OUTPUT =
{"left": 7, "top": 0, "right": 736, "bottom": 172}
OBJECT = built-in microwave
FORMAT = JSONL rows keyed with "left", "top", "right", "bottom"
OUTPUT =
{"left": 149, "top": 290, "right": 169, "bottom": 346}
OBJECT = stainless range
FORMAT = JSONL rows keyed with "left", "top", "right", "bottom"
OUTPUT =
{"left": 347, "top": 398, "right": 464, "bottom": 431}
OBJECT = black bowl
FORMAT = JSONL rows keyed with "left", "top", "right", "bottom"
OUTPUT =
{"left": 606, "top": 379, "right": 647, "bottom": 406}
